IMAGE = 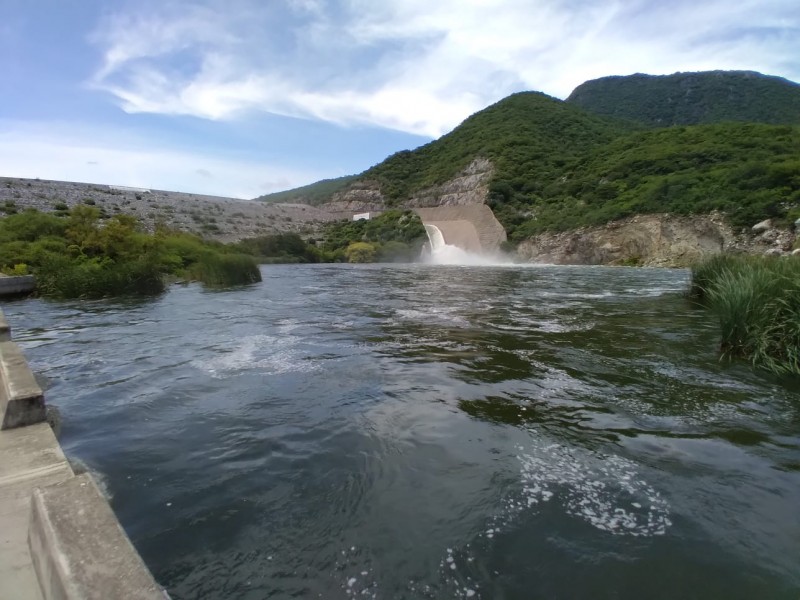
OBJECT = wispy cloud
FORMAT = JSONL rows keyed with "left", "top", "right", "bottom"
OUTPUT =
{"left": 89, "top": 0, "right": 800, "bottom": 137}
{"left": 0, "top": 120, "right": 325, "bottom": 198}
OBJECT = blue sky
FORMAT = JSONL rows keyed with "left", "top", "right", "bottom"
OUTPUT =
{"left": 1, "top": 0, "right": 798, "bottom": 198}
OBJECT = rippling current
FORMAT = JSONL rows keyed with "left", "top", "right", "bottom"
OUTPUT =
{"left": 4, "top": 264, "right": 800, "bottom": 599}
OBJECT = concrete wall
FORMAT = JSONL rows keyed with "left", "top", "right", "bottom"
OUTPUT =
{"left": 414, "top": 205, "right": 507, "bottom": 253}
{"left": 0, "top": 340, "right": 46, "bottom": 429}
{"left": 0, "top": 275, "right": 35, "bottom": 297}
{"left": 0, "top": 309, "right": 166, "bottom": 599}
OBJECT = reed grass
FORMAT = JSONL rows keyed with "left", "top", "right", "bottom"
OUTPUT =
{"left": 690, "top": 255, "right": 800, "bottom": 375}
{"left": 188, "top": 253, "right": 261, "bottom": 286}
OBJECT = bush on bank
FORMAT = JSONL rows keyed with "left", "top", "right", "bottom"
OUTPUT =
{"left": 690, "top": 255, "right": 800, "bottom": 375}
{"left": 0, "top": 208, "right": 261, "bottom": 298}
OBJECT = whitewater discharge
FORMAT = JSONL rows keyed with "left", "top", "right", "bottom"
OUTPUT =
{"left": 421, "top": 224, "right": 511, "bottom": 266}
{"left": 191, "top": 334, "right": 320, "bottom": 378}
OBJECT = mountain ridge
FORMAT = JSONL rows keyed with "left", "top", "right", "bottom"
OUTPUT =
{"left": 257, "top": 70, "right": 800, "bottom": 241}
{"left": 566, "top": 70, "right": 800, "bottom": 127}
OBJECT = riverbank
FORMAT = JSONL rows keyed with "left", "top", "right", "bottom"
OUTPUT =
{"left": 0, "top": 309, "right": 165, "bottom": 599}
{"left": 516, "top": 213, "right": 798, "bottom": 266}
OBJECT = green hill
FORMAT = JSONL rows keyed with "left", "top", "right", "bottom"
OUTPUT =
{"left": 359, "top": 92, "right": 634, "bottom": 201}
{"left": 566, "top": 71, "right": 800, "bottom": 127}
{"left": 257, "top": 92, "right": 633, "bottom": 205}
{"left": 506, "top": 122, "right": 800, "bottom": 240}
{"left": 258, "top": 71, "right": 800, "bottom": 241}
{"left": 258, "top": 175, "right": 357, "bottom": 205}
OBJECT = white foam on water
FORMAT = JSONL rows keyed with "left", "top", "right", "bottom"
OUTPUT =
{"left": 422, "top": 244, "right": 511, "bottom": 267}
{"left": 334, "top": 546, "right": 378, "bottom": 599}
{"left": 421, "top": 223, "right": 512, "bottom": 267}
{"left": 275, "top": 318, "right": 304, "bottom": 334}
{"left": 191, "top": 335, "right": 319, "bottom": 378}
{"left": 495, "top": 440, "right": 671, "bottom": 537}
{"left": 395, "top": 308, "right": 470, "bottom": 328}
{"left": 436, "top": 546, "right": 483, "bottom": 599}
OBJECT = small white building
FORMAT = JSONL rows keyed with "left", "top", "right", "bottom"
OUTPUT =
{"left": 353, "top": 212, "right": 371, "bottom": 221}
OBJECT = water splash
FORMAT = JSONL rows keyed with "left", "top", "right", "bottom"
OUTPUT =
{"left": 422, "top": 224, "right": 510, "bottom": 266}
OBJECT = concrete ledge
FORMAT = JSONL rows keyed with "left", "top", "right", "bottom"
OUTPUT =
{"left": 0, "top": 423, "right": 74, "bottom": 600}
{"left": 0, "top": 275, "right": 36, "bottom": 297}
{"left": 1, "top": 340, "right": 46, "bottom": 430}
{"left": 0, "top": 311, "right": 9, "bottom": 342}
{"left": 28, "top": 473, "right": 166, "bottom": 600}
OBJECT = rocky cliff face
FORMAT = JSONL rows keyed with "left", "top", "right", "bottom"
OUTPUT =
{"left": 516, "top": 213, "right": 797, "bottom": 267}
{"left": 325, "top": 158, "right": 493, "bottom": 214}
{"left": 406, "top": 158, "right": 493, "bottom": 208}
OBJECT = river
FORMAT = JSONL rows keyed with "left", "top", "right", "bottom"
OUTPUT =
{"left": 3, "top": 264, "right": 799, "bottom": 599}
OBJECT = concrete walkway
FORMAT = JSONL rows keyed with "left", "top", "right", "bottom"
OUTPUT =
{"left": 0, "top": 422, "right": 73, "bottom": 600}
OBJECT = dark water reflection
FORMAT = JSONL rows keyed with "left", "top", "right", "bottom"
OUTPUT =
{"left": 4, "top": 264, "right": 800, "bottom": 599}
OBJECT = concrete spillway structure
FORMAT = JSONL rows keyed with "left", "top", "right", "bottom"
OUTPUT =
{"left": 0, "top": 310, "right": 165, "bottom": 600}
{"left": 413, "top": 204, "right": 507, "bottom": 253}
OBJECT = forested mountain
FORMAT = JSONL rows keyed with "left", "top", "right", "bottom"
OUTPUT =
{"left": 258, "top": 71, "right": 800, "bottom": 239}
{"left": 566, "top": 71, "right": 800, "bottom": 127}
{"left": 361, "top": 92, "right": 634, "bottom": 201}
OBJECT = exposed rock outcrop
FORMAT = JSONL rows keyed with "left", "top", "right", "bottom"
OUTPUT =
{"left": 516, "top": 213, "right": 797, "bottom": 267}
{"left": 406, "top": 158, "right": 493, "bottom": 208}
{"left": 325, "top": 158, "right": 493, "bottom": 214}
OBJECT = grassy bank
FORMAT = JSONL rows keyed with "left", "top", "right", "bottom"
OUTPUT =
{"left": 690, "top": 255, "right": 800, "bottom": 375}
{"left": 0, "top": 208, "right": 261, "bottom": 298}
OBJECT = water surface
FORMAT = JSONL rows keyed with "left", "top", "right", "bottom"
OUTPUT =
{"left": 4, "top": 264, "right": 799, "bottom": 599}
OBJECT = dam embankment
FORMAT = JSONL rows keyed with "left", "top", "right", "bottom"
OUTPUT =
{"left": 0, "top": 309, "right": 165, "bottom": 600}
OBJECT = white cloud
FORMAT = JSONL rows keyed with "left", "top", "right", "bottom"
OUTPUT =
{"left": 89, "top": 0, "right": 800, "bottom": 137}
{"left": 0, "top": 121, "right": 325, "bottom": 199}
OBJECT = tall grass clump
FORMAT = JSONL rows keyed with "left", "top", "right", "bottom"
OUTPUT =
{"left": 188, "top": 253, "right": 261, "bottom": 286}
{"left": 690, "top": 255, "right": 800, "bottom": 375}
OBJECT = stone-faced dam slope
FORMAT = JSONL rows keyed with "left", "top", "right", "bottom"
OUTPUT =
{"left": 0, "top": 177, "right": 336, "bottom": 242}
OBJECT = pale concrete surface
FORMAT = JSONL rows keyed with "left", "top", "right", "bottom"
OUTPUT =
{"left": 0, "top": 310, "right": 166, "bottom": 599}
{"left": 0, "top": 275, "right": 36, "bottom": 297}
{"left": 424, "top": 219, "right": 483, "bottom": 253}
{"left": 29, "top": 474, "right": 166, "bottom": 600}
{"left": 0, "top": 311, "right": 9, "bottom": 342}
{"left": 415, "top": 204, "right": 507, "bottom": 252}
{"left": 1, "top": 340, "right": 46, "bottom": 430}
{"left": 0, "top": 423, "right": 73, "bottom": 600}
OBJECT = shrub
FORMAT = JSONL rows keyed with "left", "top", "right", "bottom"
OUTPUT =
{"left": 35, "top": 255, "right": 165, "bottom": 299}
{"left": 345, "top": 242, "right": 377, "bottom": 263}
{"left": 0, "top": 208, "right": 264, "bottom": 297}
{"left": 188, "top": 253, "right": 261, "bottom": 286}
{"left": 690, "top": 255, "right": 800, "bottom": 375}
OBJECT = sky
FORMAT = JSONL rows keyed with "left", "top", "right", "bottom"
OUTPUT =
{"left": 1, "top": 0, "right": 798, "bottom": 199}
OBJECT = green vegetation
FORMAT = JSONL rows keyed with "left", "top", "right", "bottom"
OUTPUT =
{"left": 690, "top": 255, "right": 800, "bottom": 376}
{"left": 256, "top": 175, "right": 357, "bottom": 205}
{"left": 235, "top": 232, "right": 322, "bottom": 263}
{"left": 363, "top": 92, "right": 632, "bottom": 203}
{"left": 360, "top": 96, "right": 799, "bottom": 241}
{"left": 320, "top": 210, "right": 427, "bottom": 262}
{"left": 0, "top": 208, "right": 261, "bottom": 298}
{"left": 231, "top": 211, "right": 427, "bottom": 264}
{"left": 504, "top": 123, "right": 800, "bottom": 239}
{"left": 258, "top": 71, "right": 800, "bottom": 244}
{"left": 567, "top": 71, "right": 800, "bottom": 127}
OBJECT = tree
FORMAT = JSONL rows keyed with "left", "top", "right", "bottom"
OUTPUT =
{"left": 345, "top": 242, "right": 377, "bottom": 263}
